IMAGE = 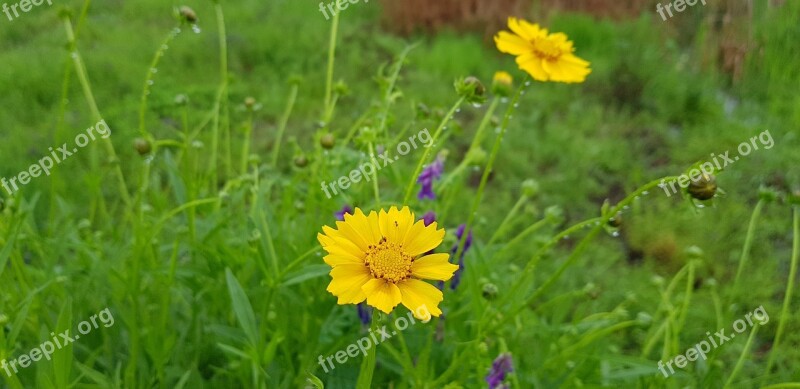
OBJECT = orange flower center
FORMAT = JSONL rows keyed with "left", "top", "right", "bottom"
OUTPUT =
{"left": 365, "top": 237, "right": 412, "bottom": 283}
{"left": 531, "top": 37, "right": 563, "bottom": 61}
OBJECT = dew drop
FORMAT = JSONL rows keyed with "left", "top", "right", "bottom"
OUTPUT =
{"left": 623, "top": 205, "right": 630, "bottom": 210}
{"left": 642, "top": 191, "right": 649, "bottom": 195}
{"left": 147, "top": 80, "right": 154, "bottom": 86}
{"left": 524, "top": 81, "right": 532, "bottom": 86}
{"left": 612, "top": 231, "right": 620, "bottom": 237}
{"left": 696, "top": 204, "right": 706, "bottom": 209}
{"left": 70, "top": 52, "right": 78, "bottom": 59}
{"left": 150, "top": 68, "right": 158, "bottom": 74}
{"left": 455, "top": 108, "right": 461, "bottom": 113}
{"left": 192, "top": 25, "right": 202, "bottom": 34}
{"left": 161, "top": 45, "right": 169, "bottom": 50}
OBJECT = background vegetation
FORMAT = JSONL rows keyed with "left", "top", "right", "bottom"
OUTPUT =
{"left": 0, "top": 0, "right": 798, "bottom": 387}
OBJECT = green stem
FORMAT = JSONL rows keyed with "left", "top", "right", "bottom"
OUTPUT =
{"left": 491, "top": 177, "right": 680, "bottom": 331}
{"left": 272, "top": 83, "right": 299, "bottom": 167}
{"left": 367, "top": 143, "right": 380, "bottom": 204}
{"left": 723, "top": 324, "right": 760, "bottom": 389}
{"left": 216, "top": 3, "right": 231, "bottom": 180}
{"left": 734, "top": 198, "right": 765, "bottom": 288}
{"left": 241, "top": 109, "right": 254, "bottom": 175}
{"left": 487, "top": 194, "right": 527, "bottom": 245}
{"left": 355, "top": 314, "right": 379, "bottom": 388}
{"left": 402, "top": 97, "right": 465, "bottom": 204}
{"left": 491, "top": 217, "right": 550, "bottom": 260}
{"left": 62, "top": 17, "right": 131, "bottom": 207}
{"left": 451, "top": 80, "right": 529, "bottom": 265}
{"left": 765, "top": 206, "right": 799, "bottom": 373}
{"left": 322, "top": 12, "right": 339, "bottom": 124}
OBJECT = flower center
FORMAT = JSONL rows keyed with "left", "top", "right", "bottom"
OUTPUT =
{"left": 531, "top": 37, "right": 562, "bottom": 61}
{"left": 365, "top": 237, "right": 412, "bottom": 283}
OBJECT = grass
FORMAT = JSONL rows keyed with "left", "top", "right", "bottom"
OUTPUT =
{"left": 0, "top": 0, "right": 799, "bottom": 388}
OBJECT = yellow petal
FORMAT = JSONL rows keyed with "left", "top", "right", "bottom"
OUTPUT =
{"left": 561, "top": 53, "right": 590, "bottom": 67}
{"left": 403, "top": 220, "right": 445, "bottom": 257}
{"left": 516, "top": 53, "right": 549, "bottom": 81}
{"left": 379, "top": 206, "right": 414, "bottom": 244}
{"left": 508, "top": 17, "right": 546, "bottom": 41}
{"left": 398, "top": 279, "right": 443, "bottom": 320}
{"left": 411, "top": 253, "right": 458, "bottom": 281}
{"left": 343, "top": 208, "right": 382, "bottom": 247}
{"left": 321, "top": 225, "right": 365, "bottom": 257}
{"left": 327, "top": 264, "right": 371, "bottom": 304}
{"left": 362, "top": 278, "right": 402, "bottom": 314}
{"left": 323, "top": 253, "right": 363, "bottom": 267}
{"left": 494, "top": 31, "right": 531, "bottom": 56}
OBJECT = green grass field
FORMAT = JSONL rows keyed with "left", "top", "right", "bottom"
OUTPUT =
{"left": 0, "top": 0, "right": 799, "bottom": 388}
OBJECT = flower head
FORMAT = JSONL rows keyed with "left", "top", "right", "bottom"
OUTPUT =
{"left": 422, "top": 211, "right": 437, "bottom": 227}
{"left": 357, "top": 303, "right": 372, "bottom": 325}
{"left": 449, "top": 224, "right": 474, "bottom": 290}
{"left": 492, "top": 71, "right": 514, "bottom": 96}
{"left": 485, "top": 353, "right": 514, "bottom": 389}
{"left": 494, "top": 18, "right": 591, "bottom": 83}
{"left": 418, "top": 156, "right": 445, "bottom": 200}
{"left": 318, "top": 207, "right": 458, "bottom": 318}
{"left": 335, "top": 204, "right": 353, "bottom": 221}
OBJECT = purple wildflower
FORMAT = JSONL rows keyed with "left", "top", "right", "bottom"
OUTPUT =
{"left": 417, "top": 156, "right": 445, "bottom": 200}
{"left": 357, "top": 303, "right": 372, "bottom": 325}
{"left": 422, "top": 211, "right": 437, "bottom": 227}
{"left": 334, "top": 205, "right": 353, "bottom": 221}
{"left": 450, "top": 224, "right": 473, "bottom": 290}
{"left": 485, "top": 353, "right": 513, "bottom": 389}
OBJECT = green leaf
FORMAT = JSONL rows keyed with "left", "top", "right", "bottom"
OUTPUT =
{"left": 282, "top": 264, "right": 330, "bottom": 286}
{"left": 225, "top": 268, "right": 259, "bottom": 347}
{"left": 306, "top": 372, "right": 325, "bottom": 389}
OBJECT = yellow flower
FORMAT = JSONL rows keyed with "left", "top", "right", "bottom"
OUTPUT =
{"left": 493, "top": 71, "right": 513, "bottom": 86}
{"left": 494, "top": 17, "right": 591, "bottom": 83}
{"left": 318, "top": 206, "right": 457, "bottom": 319}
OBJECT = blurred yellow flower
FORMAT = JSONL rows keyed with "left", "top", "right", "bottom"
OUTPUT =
{"left": 318, "top": 206, "right": 457, "bottom": 319}
{"left": 493, "top": 71, "right": 513, "bottom": 86}
{"left": 494, "top": 17, "right": 591, "bottom": 83}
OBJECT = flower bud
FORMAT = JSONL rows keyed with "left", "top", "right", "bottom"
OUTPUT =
{"left": 607, "top": 213, "right": 622, "bottom": 228}
{"left": 134, "top": 138, "right": 152, "bottom": 156}
{"left": 481, "top": 283, "right": 499, "bottom": 300}
{"left": 174, "top": 94, "right": 189, "bottom": 106}
{"left": 294, "top": 155, "right": 309, "bottom": 168}
{"left": 455, "top": 76, "right": 486, "bottom": 105}
{"left": 491, "top": 71, "right": 513, "bottom": 97}
{"left": 244, "top": 97, "right": 257, "bottom": 109}
{"left": 320, "top": 133, "right": 335, "bottom": 149}
{"left": 684, "top": 245, "right": 704, "bottom": 259}
{"left": 521, "top": 179, "right": 540, "bottom": 198}
{"left": 758, "top": 185, "right": 779, "bottom": 203}
{"left": 688, "top": 173, "right": 717, "bottom": 200}
{"left": 789, "top": 189, "right": 800, "bottom": 206}
{"left": 544, "top": 205, "right": 564, "bottom": 224}
{"left": 465, "top": 147, "right": 487, "bottom": 166}
{"left": 179, "top": 6, "right": 197, "bottom": 23}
